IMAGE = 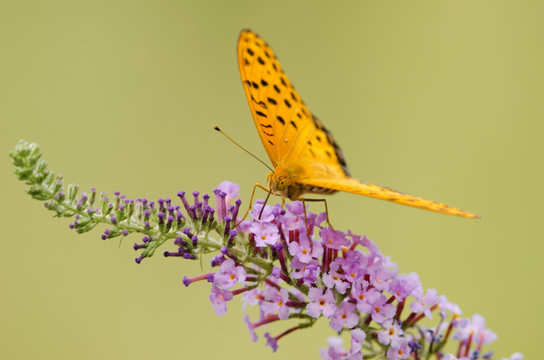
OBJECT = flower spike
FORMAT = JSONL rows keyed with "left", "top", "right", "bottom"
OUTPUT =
{"left": 9, "top": 140, "right": 521, "bottom": 360}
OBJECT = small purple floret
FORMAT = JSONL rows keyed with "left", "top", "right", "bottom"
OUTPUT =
{"left": 183, "top": 227, "right": 193, "bottom": 238}
{"left": 210, "top": 254, "right": 225, "bottom": 267}
{"left": 177, "top": 191, "right": 191, "bottom": 213}
{"left": 227, "top": 229, "right": 237, "bottom": 246}
{"left": 133, "top": 243, "right": 146, "bottom": 250}
{"left": 174, "top": 237, "right": 187, "bottom": 247}
{"left": 231, "top": 198, "right": 242, "bottom": 223}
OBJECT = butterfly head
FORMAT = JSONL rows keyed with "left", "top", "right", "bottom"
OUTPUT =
{"left": 267, "top": 165, "right": 305, "bottom": 200}
{"left": 267, "top": 169, "right": 288, "bottom": 193}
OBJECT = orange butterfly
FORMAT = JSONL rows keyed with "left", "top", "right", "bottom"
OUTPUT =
{"left": 237, "top": 29, "right": 478, "bottom": 219}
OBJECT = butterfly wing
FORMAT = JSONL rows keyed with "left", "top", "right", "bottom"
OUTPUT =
{"left": 280, "top": 128, "right": 479, "bottom": 218}
{"left": 237, "top": 29, "right": 349, "bottom": 176}
{"left": 298, "top": 176, "right": 479, "bottom": 218}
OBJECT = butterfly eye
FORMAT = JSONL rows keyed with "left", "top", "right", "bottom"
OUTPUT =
{"left": 277, "top": 177, "right": 288, "bottom": 191}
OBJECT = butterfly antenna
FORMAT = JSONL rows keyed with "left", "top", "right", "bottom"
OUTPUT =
{"left": 213, "top": 126, "right": 274, "bottom": 173}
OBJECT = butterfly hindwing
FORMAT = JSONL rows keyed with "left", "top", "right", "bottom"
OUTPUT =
{"left": 284, "top": 114, "right": 350, "bottom": 179}
{"left": 299, "top": 177, "right": 479, "bottom": 218}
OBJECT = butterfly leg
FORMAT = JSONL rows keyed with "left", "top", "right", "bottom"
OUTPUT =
{"left": 301, "top": 198, "right": 334, "bottom": 230}
{"left": 235, "top": 183, "right": 271, "bottom": 227}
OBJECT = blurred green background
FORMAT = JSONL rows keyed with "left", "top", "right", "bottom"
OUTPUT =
{"left": 1, "top": 1, "right": 542, "bottom": 359}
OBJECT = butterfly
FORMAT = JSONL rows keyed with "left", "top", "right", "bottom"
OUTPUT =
{"left": 237, "top": 29, "right": 478, "bottom": 219}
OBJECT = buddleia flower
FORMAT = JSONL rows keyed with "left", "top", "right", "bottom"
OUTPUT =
{"left": 9, "top": 140, "right": 522, "bottom": 360}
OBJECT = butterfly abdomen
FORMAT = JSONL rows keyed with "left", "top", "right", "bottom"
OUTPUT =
{"left": 297, "top": 184, "right": 338, "bottom": 197}
{"left": 282, "top": 183, "right": 338, "bottom": 200}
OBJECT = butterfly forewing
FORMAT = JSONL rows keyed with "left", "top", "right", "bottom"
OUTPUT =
{"left": 238, "top": 29, "right": 346, "bottom": 175}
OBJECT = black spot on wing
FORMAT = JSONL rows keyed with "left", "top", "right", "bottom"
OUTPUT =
{"left": 250, "top": 95, "right": 267, "bottom": 109}
{"left": 276, "top": 116, "right": 285, "bottom": 125}
{"left": 312, "top": 116, "right": 323, "bottom": 130}
{"left": 291, "top": 92, "right": 298, "bottom": 102}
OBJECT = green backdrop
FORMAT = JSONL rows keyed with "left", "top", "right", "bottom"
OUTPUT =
{"left": 1, "top": 1, "right": 541, "bottom": 359}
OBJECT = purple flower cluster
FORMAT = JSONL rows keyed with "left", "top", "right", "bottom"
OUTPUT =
{"left": 10, "top": 139, "right": 520, "bottom": 360}
{"left": 177, "top": 182, "right": 518, "bottom": 360}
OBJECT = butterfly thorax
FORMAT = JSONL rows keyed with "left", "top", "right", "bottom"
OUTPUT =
{"left": 267, "top": 165, "right": 338, "bottom": 200}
